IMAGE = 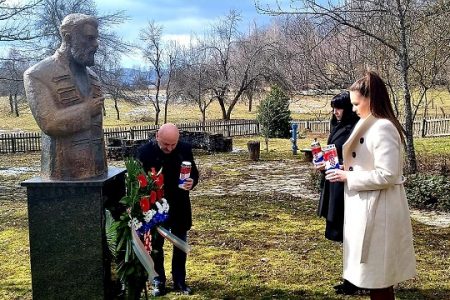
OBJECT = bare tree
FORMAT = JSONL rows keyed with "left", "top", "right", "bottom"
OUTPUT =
{"left": 0, "top": 49, "right": 29, "bottom": 116}
{"left": 163, "top": 40, "right": 180, "bottom": 124}
{"left": 408, "top": 6, "right": 450, "bottom": 120}
{"left": 138, "top": 21, "right": 181, "bottom": 125}
{"left": 256, "top": 0, "right": 450, "bottom": 174}
{"left": 173, "top": 42, "right": 215, "bottom": 127}
{"left": 139, "top": 21, "right": 164, "bottom": 125}
{"left": 0, "top": 0, "right": 42, "bottom": 42}
{"left": 0, "top": 0, "right": 42, "bottom": 110}
{"left": 203, "top": 10, "right": 274, "bottom": 120}
{"left": 31, "top": 0, "right": 130, "bottom": 55}
{"left": 95, "top": 52, "right": 134, "bottom": 120}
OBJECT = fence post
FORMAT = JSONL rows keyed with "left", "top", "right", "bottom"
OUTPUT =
{"left": 421, "top": 118, "right": 427, "bottom": 138}
{"left": 11, "top": 136, "right": 16, "bottom": 153}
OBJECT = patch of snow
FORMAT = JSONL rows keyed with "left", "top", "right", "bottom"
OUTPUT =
{"left": 410, "top": 209, "right": 450, "bottom": 228}
{"left": 0, "top": 167, "right": 39, "bottom": 176}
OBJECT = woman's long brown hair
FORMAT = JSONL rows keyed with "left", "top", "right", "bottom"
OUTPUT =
{"left": 349, "top": 71, "right": 405, "bottom": 143}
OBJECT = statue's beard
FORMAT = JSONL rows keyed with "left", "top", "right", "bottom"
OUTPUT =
{"left": 71, "top": 46, "right": 96, "bottom": 66}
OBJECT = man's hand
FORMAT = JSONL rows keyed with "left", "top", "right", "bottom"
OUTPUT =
{"left": 313, "top": 161, "right": 325, "bottom": 171}
{"left": 181, "top": 178, "right": 194, "bottom": 190}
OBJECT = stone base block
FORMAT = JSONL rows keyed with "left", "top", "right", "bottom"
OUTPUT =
{"left": 21, "top": 167, "right": 126, "bottom": 300}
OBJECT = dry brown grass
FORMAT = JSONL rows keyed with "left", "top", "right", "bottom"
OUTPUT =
{"left": 1, "top": 87, "right": 449, "bottom": 133}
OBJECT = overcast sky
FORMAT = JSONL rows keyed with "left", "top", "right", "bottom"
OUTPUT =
{"left": 96, "top": 0, "right": 276, "bottom": 67}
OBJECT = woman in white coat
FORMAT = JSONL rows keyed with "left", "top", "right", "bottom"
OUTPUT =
{"left": 326, "top": 71, "right": 416, "bottom": 300}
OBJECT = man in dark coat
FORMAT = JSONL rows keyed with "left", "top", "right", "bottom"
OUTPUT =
{"left": 137, "top": 123, "right": 199, "bottom": 296}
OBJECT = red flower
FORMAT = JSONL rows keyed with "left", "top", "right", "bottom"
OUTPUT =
{"left": 154, "top": 174, "right": 164, "bottom": 189}
{"left": 140, "top": 196, "right": 150, "bottom": 212}
{"left": 149, "top": 190, "right": 157, "bottom": 205}
{"left": 157, "top": 189, "right": 164, "bottom": 200}
{"left": 137, "top": 174, "right": 148, "bottom": 188}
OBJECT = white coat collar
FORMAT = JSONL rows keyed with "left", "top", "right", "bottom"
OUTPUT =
{"left": 343, "top": 114, "right": 377, "bottom": 151}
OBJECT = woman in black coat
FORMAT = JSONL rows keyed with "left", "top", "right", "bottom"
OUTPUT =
{"left": 316, "top": 91, "right": 360, "bottom": 294}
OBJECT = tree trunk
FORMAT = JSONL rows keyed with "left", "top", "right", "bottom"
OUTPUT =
{"left": 155, "top": 77, "right": 161, "bottom": 125}
{"left": 247, "top": 141, "right": 260, "bottom": 161}
{"left": 114, "top": 98, "right": 120, "bottom": 120}
{"left": 154, "top": 107, "right": 160, "bottom": 125}
{"left": 398, "top": 7, "right": 417, "bottom": 174}
{"left": 248, "top": 93, "right": 253, "bottom": 112}
{"left": 265, "top": 136, "right": 269, "bottom": 152}
{"left": 9, "top": 93, "right": 13, "bottom": 114}
{"left": 164, "top": 97, "right": 169, "bottom": 124}
{"left": 14, "top": 93, "right": 19, "bottom": 117}
{"left": 201, "top": 109, "right": 206, "bottom": 132}
{"left": 217, "top": 96, "right": 227, "bottom": 120}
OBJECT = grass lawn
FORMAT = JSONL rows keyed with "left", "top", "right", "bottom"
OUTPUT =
{"left": 0, "top": 137, "right": 449, "bottom": 299}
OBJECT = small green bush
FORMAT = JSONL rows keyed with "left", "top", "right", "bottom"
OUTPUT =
{"left": 405, "top": 174, "right": 450, "bottom": 212}
{"left": 257, "top": 85, "right": 291, "bottom": 139}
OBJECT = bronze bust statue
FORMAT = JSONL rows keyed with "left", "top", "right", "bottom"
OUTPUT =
{"left": 24, "top": 13, "right": 107, "bottom": 180}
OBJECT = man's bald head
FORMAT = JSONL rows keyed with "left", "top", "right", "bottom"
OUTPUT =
{"left": 156, "top": 123, "right": 180, "bottom": 154}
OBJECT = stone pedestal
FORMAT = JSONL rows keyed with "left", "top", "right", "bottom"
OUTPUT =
{"left": 21, "top": 167, "right": 126, "bottom": 300}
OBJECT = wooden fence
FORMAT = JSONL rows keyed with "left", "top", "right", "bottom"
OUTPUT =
{"left": 0, "top": 119, "right": 260, "bottom": 154}
{"left": 1, "top": 118, "right": 448, "bottom": 154}
{"left": 0, "top": 132, "right": 41, "bottom": 154}
{"left": 293, "top": 118, "right": 450, "bottom": 138}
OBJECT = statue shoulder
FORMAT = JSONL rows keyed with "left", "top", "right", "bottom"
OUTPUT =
{"left": 24, "top": 56, "right": 66, "bottom": 80}
{"left": 24, "top": 57, "right": 53, "bottom": 77}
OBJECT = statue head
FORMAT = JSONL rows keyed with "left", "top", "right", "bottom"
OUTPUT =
{"left": 59, "top": 13, "right": 99, "bottom": 66}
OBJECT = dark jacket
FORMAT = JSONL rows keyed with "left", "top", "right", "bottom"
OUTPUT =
{"left": 317, "top": 121, "right": 357, "bottom": 241}
{"left": 137, "top": 141, "right": 199, "bottom": 231}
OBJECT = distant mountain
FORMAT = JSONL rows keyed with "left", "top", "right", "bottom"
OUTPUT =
{"left": 120, "top": 68, "right": 156, "bottom": 85}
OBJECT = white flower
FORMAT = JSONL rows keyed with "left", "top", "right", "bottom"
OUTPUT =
{"left": 161, "top": 198, "right": 169, "bottom": 213}
{"left": 128, "top": 217, "right": 142, "bottom": 230}
{"left": 156, "top": 198, "right": 170, "bottom": 214}
{"left": 143, "top": 209, "right": 157, "bottom": 222}
{"left": 155, "top": 201, "right": 164, "bottom": 214}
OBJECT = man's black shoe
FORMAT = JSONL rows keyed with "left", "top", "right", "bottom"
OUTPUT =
{"left": 173, "top": 282, "right": 192, "bottom": 295}
{"left": 151, "top": 280, "right": 166, "bottom": 297}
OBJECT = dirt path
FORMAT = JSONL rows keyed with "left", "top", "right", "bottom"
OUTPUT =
{"left": 196, "top": 159, "right": 317, "bottom": 199}
{"left": 194, "top": 156, "right": 450, "bottom": 228}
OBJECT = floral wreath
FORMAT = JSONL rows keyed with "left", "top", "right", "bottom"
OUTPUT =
{"left": 107, "top": 158, "right": 190, "bottom": 291}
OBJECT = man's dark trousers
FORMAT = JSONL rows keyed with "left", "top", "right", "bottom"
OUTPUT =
{"left": 152, "top": 228, "right": 187, "bottom": 286}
